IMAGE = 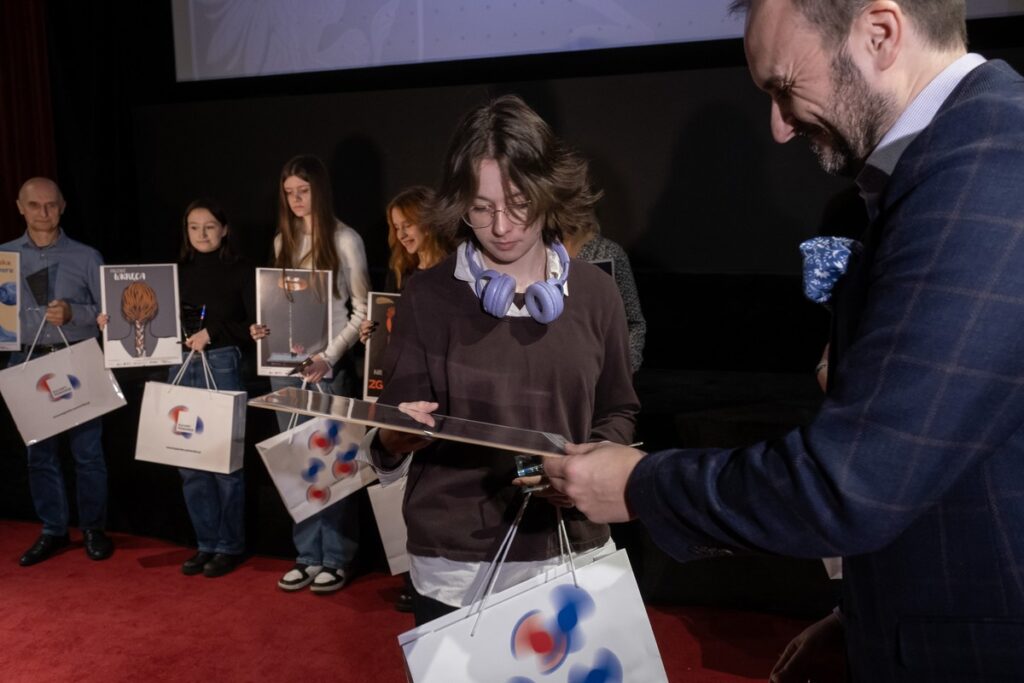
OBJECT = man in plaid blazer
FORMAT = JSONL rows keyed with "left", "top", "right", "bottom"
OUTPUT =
{"left": 546, "top": 1, "right": 1024, "bottom": 680}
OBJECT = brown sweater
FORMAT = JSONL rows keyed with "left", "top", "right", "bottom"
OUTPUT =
{"left": 378, "top": 252, "right": 639, "bottom": 562}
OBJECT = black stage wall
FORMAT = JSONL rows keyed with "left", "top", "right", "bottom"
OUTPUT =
{"left": 3, "top": 1, "right": 1023, "bottom": 611}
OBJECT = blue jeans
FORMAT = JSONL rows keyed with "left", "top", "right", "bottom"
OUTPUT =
{"left": 169, "top": 347, "right": 246, "bottom": 555}
{"left": 271, "top": 369, "right": 359, "bottom": 569}
{"left": 8, "top": 351, "right": 107, "bottom": 537}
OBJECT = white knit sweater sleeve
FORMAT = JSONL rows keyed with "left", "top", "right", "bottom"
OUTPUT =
{"left": 322, "top": 223, "right": 370, "bottom": 365}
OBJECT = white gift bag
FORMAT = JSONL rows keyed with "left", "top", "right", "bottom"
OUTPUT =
{"left": 256, "top": 400, "right": 377, "bottom": 523}
{"left": 0, "top": 334, "right": 126, "bottom": 446}
{"left": 134, "top": 350, "right": 247, "bottom": 473}
{"left": 400, "top": 497, "right": 668, "bottom": 683}
{"left": 367, "top": 479, "right": 410, "bottom": 574}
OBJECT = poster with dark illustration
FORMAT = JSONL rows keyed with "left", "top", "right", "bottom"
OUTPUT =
{"left": 0, "top": 252, "right": 20, "bottom": 351}
{"left": 101, "top": 264, "right": 182, "bottom": 368}
{"left": 362, "top": 291, "right": 400, "bottom": 401}
{"left": 256, "top": 267, "right": 332, "bottom": 377}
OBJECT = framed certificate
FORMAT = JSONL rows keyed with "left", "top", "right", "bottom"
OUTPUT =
{"left": 250, "top": 387, "right": 568, "bottom": 458}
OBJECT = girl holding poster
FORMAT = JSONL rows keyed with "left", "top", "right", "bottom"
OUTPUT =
{"left": 250, "top": 155, "right": 370, "bottom": 594}
{"left": 102, "top": 200, "right": 255, "bottom": 576}
{"left": 172, "top": 199, "right": 255, "bottom": 577}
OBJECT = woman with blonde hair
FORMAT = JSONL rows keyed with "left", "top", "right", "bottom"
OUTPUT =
{"left": 385, "top": 186, "right": 447, "bottom": 290}
{"left": 359, "top": 186, "right": 449, "bottom": 346}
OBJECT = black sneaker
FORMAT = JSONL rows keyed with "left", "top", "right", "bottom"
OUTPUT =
{"left": 278, "top": 563, "right": 322, "bottom": 591}
{"left": 182, "top": 551, "right": 214, "bottom": 575}
{"left": 310, "top": 567, "right": 347, "bottom": 594}
{"left": 203, "top": 553, "right": 242, "bottom": 578}
{"left": 395, "top": 589, "right": 415, "bottom": 613}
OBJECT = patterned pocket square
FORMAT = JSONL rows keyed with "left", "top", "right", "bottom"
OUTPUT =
{"left": 799, "top": 236, "right": 863, "bottom": 304}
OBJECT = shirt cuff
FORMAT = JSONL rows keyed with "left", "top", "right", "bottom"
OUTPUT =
{"left": 358, "top": 427, "right": 412, "bottom": 485}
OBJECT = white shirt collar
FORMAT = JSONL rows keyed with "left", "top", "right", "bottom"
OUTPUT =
{"left": 454, "top": 241, "right": 569, "bottom": 317}
{"left": 863, "top": 53, "right": 986, "bottom": 178}
{"left": 857, "top": 53, "right": 986, "bottom": 219}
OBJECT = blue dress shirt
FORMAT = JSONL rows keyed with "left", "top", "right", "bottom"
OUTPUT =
{"left": 0, "top": 229, "right": 103, "bottom": 345}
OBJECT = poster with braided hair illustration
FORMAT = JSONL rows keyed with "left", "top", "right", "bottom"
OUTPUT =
{"left": 100, "top": 265, "right": 182, "bottom": 368}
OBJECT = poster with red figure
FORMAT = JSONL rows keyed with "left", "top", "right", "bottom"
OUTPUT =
{"left": 362, "top": 291, "right": 400, "bottom": 401}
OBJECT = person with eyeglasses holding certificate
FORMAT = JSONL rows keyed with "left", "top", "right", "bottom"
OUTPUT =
{"left": 366, "top": 95, "right": 639, "bottom": 626}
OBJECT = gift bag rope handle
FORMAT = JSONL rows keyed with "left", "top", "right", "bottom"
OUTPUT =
{"left": 22, "top": 316, "right": 71, "bottom": 364}
{"left": 169, "top": 349, "right": 220, "bottom": 392}
{"left": 467, "top": 492, "right": 578, "bottom": 638}
{"left": 284, "top": 379, "right": 328, "bottom": 432}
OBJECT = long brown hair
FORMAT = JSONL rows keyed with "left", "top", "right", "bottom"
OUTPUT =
{"left": 430, "top": 94, "right": 602, "bottom": 247}
{"left": 275, "top": 155, "right": 341, "bottom": 297}
{"left": 386, "top": 186, "right": 448, "bottom": 290}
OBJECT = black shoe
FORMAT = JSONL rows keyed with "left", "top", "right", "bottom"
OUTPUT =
{"left": 19, "top": 533, "right": 70, "bottom": 566}
{"left": 395, "top": 589, "right": 414, "bottom": 613}
{"left": 203, "top": 553, "right": 242, "bottom": 578}
{"left": 182, "top": 551, "right": 214, "bottom": 576}
{"left": 82, "top": 529, "right": 114, "bottom": 561}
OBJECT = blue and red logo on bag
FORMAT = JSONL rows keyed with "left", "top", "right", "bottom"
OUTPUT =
{"left": 308, "top": 421, "right": 361, "bottom": 480}
{"left": 508, "top": 649, "right": 623, "bottom": 683}
{"left": 509, "top": 584, "right": 596, "bottom": 674}
{"left": 566, "top": 649, "right": 623, "bottom": 683}
{"left": 35, "top": 373, "right": 80, "bottom": 401}
{"left": 301, "top": 458, "right": 332, "bottom": 504}
{"left": 168, "top": 405, "right": 204, "bottom": 438}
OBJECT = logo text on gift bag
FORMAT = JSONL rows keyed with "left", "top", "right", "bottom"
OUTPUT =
{"left": 300, "top": 420, "right": 362, "bottom": 505}
{"left": 168, "top": 405, "right": 205, "bottom": 438}
{"left": 506, "top": 585, "right": 624, "bottom": 683}
{"left": 36, "top": 373, "right": 80, "bottom": 401}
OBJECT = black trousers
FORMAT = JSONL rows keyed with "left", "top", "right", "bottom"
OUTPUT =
{"left": 411, "top": 583, "right": 459, "bottom": 626}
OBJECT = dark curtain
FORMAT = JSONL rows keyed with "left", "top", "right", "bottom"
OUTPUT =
{"left": 0, "top": 0, "right": 57, "bottom": 241}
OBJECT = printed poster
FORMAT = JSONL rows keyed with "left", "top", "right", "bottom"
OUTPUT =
{"left": 256, "top": 267, "right": 332, "bottom": 377}
{"left": 362, "top": 291, "right": 400, "bottom": 401}
{"left": 0, "top": 252, "right": 20, "bottom": 351}
{"left": 100, "top": 264, "right": 182, "bottom": 368}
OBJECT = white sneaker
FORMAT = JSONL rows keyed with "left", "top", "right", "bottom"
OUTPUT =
{"left": 278, "top": 563, "right": 322, "bottom": 591}
{"left": 309, "top": 567, "right": 347, "bottom": 594}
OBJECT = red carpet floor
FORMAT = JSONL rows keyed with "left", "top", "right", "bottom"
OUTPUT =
{"left": 0, "top": 520, "right": 810, "bottom": 682}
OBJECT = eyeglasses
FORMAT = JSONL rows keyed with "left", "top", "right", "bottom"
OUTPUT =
{"left": 461, "top": 201, "right": 532, "bottom": 229}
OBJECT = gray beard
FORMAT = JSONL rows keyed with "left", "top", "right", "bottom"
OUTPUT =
{"left": 809, "top": 49, "right": 896, "bottom": 177}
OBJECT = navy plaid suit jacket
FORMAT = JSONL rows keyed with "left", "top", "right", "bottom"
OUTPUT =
{"left": 629, "top": 60, "right": 1024, "bottom": 682}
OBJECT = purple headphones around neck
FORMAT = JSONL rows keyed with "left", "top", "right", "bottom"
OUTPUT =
{"left": 465, "top": 240, "right": 570, "bottom": 324}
